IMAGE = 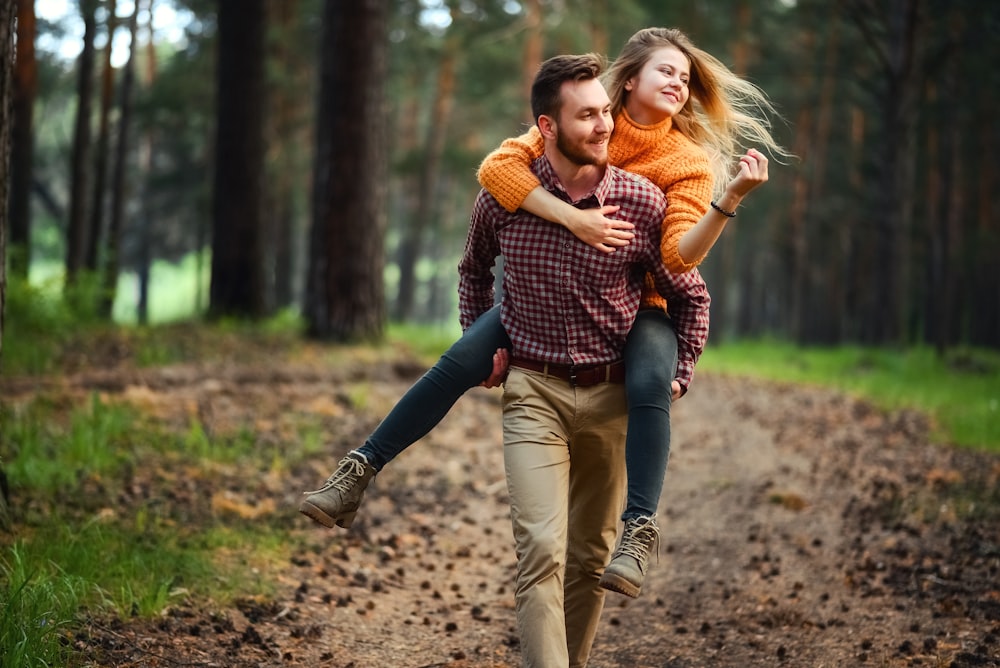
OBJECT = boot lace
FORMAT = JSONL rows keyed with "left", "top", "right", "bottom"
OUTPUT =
{"left": 305, "top": 455, "right": 369, "bottom": 495}
{"left": 613, "top": 516, "right": 660, "bottom": 568}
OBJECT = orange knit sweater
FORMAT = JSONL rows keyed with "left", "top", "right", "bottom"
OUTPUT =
{"left": 477, "top": 110, "right": 714, "bottom": 311}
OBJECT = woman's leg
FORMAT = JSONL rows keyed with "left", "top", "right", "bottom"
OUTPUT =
{"left": 358, "top": 304, "right": 510, "bottom": 470}
{"left": 599, "top": 308, "right": 677, "bottom": 597}
{"left": 621, "top": 308, "right": 678, "bottom": 518}
{"left": 299, "top": 306, "right": 510, "bottom": 530}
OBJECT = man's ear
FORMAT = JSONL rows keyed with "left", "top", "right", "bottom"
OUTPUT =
{"left": 537, "top": 114, "right": 557, "bottom": 141}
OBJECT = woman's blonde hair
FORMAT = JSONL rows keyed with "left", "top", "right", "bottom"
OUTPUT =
{"left": 604, "top": 27, "right": 789, "bottom": 195}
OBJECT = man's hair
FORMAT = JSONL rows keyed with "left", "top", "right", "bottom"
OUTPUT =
{"left": 530, "top": 53, "right": 606, "bottom": 123}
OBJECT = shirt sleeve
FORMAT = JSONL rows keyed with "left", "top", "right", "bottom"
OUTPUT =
{"left": 476, "top": 127, "right": 546, "bottom": 213}
{"left": 646, "top": 261, "right": 711, "bottom": 393}
{"left": 457, "top": 191, "right": 502, "bottom": 330}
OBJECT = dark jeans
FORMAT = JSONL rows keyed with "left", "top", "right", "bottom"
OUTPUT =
{"left": 356, "top": 304, "right": 677, "bottom": 521}
{"left": 357, "top": 305, "right": 510, "bottom": 470}
{"left": 621, "top": 309, "right": 677, "bottom": 519}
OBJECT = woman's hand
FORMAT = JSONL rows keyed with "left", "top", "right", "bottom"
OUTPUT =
{"left": 726, "top": 148, "right": 769, "bottom": 198}
{"left": 564, "top": 205, "right": 634, "bottom": 253}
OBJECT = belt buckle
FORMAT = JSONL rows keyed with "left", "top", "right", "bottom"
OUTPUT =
{"left": 569, "top": 366, "right": 577, "bottom": 387}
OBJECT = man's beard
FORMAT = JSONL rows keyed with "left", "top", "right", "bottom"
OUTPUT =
{"left": 556, "top": 131, "right": 608, "bottom": 167}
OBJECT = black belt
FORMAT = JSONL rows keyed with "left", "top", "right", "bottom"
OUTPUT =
{"left": 511, "top": 358, "right": 625, "bottom": 387}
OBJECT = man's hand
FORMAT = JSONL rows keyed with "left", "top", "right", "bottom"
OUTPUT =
{"left": 566, "top": 205, "right": 634, "bottom": 253}
{"left": 480, "top": 348, "right": 510, "bottom": 388}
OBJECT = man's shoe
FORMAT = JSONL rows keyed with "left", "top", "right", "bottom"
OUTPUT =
{"left": 599, "top": 514, "right": 660, "bottom": 598}
{"left": 298, "top": 452, "right": 376, "bottom": 529}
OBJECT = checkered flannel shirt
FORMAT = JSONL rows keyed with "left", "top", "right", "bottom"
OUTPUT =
{"left": 458, "top": 155, "right": 710, "bottom": 389}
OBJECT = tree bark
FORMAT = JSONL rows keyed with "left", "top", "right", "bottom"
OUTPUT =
{"left": 9, "top": 0, "right": 35, "bottom": 279}
{"left": 86, "top": 0, "right": 118, "bottom": 277}
{"left": 306, "top": 0, "right": 388, "bottom": 340}
{"left": 1, "top": 0, "right": 14, "bottom": 362}
{"left": 101, "top": 0, "right": 140, "bottom": 319}
{"left": 209, "top": 0, "right": 268, "bottom": 319}
{"left": 65, "top": 0, "right": 99, "bottom": 286}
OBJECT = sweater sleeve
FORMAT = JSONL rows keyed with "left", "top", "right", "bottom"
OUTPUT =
{"left": 657, "top": 151, "right": 714, "bottom": 274}
{"left": 476, "top": 127, "right": 546, "bottom": 213}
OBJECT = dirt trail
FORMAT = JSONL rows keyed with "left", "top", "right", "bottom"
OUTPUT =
{"left": 5, "top": 349, "right": 998, "bottom": 667}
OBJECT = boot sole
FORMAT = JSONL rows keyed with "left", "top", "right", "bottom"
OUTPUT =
{"left": 298, "top": 500, "right": 357, "bottom": 529}
{"left": 599, "top": 571, "right": 641, "bottom": 598}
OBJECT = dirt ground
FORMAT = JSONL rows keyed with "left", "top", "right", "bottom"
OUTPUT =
{"left": 4, "top": 340, "right": 999, "bottom": 667}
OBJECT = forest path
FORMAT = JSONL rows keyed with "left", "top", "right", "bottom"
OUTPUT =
{"left": 4, "top": 344, "right": 998, "bottom": 667}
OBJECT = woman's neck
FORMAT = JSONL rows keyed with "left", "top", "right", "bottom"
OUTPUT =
{"left": 622, "top": 101, "right": 671, "bottom": 127}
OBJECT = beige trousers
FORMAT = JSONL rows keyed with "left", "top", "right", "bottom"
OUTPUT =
{"left": 502, "top": 368, "right": 627, "bottom": 668}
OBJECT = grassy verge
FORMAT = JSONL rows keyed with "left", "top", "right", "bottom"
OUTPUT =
{"left": 699, "top": 340, "right": 1000, "bottom": 451}
{"left": 0, "top": 392, "right": 307, "bottom": 665}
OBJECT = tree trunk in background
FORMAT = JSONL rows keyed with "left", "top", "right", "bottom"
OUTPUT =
{"left": 86, "top": 0, "right": 117, "bottom": 278}
{"left": 209, "top": 0, "right": 267, "bottom": 319}
{"left": 264, "top": 0, "right": 301, "bottom": 312}
{"left": 812, "top": 12, "right": 841, "bottom": 342}
{"left": 100, "top": 1, "right": 139, "bottom": 319}
{"left": 0, "top": 0, "right": 11, "bottom": 530}
{"left": 9, "top": 0, "right": 35, "bottom": 279}
{"left": 306, "top": 0, "right": 388, "bottom": 340}
{"left": 713, "top": 0, "right": 751, "bottom": 341}
{"left": 1, "top": 0, "right": 13, "bottom": 358}
{"left": 521, "top": 0, "right": 542, "bottom": 126}
{"left": 850, "top": 0, "right": 920, "bottom": 343}
{"left": 393, "top": 25, "right": 456, "bottom": 321}
{"left": 65, "top": 0, "right": 98, "bottom": 287}
{"left": 586, "top": 0, "right": 608, "bottom": 58}
{"left": 135, "top": 0, "right": 156, "bottom": 325}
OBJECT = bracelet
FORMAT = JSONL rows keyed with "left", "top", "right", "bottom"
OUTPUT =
{"left": 710, "top": 201, "right": 736, "bottom": 218}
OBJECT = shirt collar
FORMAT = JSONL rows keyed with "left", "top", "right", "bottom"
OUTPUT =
{"left": 532, "top": 155, "right": 615, "bottom": 208}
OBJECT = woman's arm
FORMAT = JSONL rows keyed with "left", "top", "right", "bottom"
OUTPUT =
{"left": 677, "top": 148, "right": 769, "bottom": 265}
{"left": 477, "top": 127, "right": 635, "bottom": 253}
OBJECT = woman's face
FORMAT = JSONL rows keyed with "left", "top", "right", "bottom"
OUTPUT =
{"left": 624, "top": 45, "right": 691, "bottom": 125}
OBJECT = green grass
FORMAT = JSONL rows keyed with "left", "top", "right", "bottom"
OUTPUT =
{"left": 699, "top": 340, "right": 1000, "bottom": 451}
{"left": 0, "top": 392, "right": 303, "bottom": 663}
{"left": 0, "top": 545, "right": 92, "bottom": 667}
{"left": 4, "top": 395, "right": 135, "bottom": 494}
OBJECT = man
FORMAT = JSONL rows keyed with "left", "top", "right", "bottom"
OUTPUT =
{"left": 458, "top": 53, "right": 710, "bottom": 668}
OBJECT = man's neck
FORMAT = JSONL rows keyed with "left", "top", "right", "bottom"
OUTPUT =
{"left": 544, "top": 150, "right": 606, "bottom": 203}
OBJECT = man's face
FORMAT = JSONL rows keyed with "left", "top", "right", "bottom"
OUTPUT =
{"left": 551, "top": 78, "right": 613, "bottom": 167}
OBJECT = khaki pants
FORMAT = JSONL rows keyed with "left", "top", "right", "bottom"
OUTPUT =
{"left": 502, "top": 368, "right": 627, "bottom": 668}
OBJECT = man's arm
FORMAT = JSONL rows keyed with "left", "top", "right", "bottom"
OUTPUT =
{"left": 457, "top": 191, "right": 503, "bottom": 330}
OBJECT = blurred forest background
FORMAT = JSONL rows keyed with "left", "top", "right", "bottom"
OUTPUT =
{"left": 2, "top": 0, "right": 999, "bottom": 352}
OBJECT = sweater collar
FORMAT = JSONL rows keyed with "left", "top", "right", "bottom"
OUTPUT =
{"left": 616, "top": 107, "right": 674, "bottom": 141}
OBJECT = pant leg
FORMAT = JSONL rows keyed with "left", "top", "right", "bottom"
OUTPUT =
{"left": 622, "top": 309, "right": 678, "bottom": 518}
{"left": 358, "top": 305, "right": 509, "bottom": 470}
{"left": 502, "top": 369, "right": 573, "bottom": 668}
{"left": 564, "top": 381, "right": 628, "bottom": 668}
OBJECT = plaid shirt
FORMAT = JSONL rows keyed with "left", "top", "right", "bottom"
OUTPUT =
{"left": 458, "top": 156, "right": 711, "bottom": 390}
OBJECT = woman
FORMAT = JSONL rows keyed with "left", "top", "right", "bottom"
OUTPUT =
{"left": 299, "top": 27, "right": 787, "bottom": 598}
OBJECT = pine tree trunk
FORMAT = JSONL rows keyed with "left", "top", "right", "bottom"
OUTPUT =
{"left": 65, "top": 0, "right": 98, "bottom": 286}
{"left": 1, "top": 0, "right": 14, "bottom": 363}
{"left": 209, "top": 0, "right": 268, "bottom": 319}
{"left": 100, "top": 1, "right": 139, "bottom": 319}
{"left": 306, "top": 0, "right": 388, "bottom": 340}
{"left": 86, "top": 0, "right": 118, "bottom": 277}
{"left": 9, "top": 0, "right": 35, "bottom": 279}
